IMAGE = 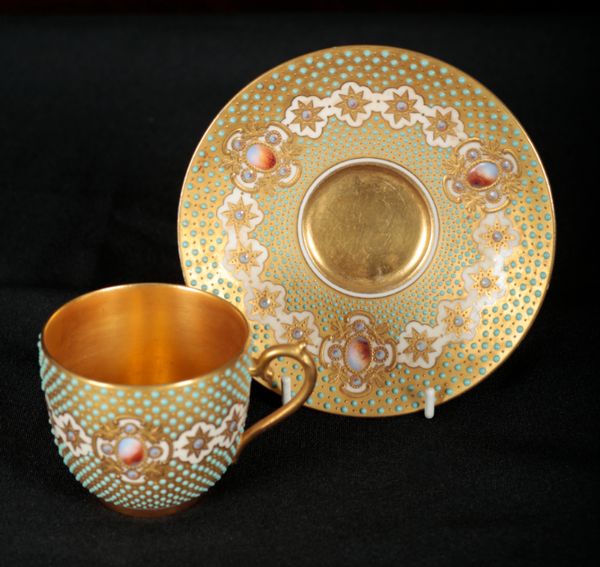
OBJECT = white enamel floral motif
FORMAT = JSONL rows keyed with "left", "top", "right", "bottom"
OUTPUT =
{"left": 397, "top": 321, "right": 445, "bottom": 370}
{"left": 472, "top": 211, "right": 520, "bottom": 260}
{"left": 217, "top": 189, "right": 321, "bottom": 355}
{"left": 397, "top": 210, "right": 518, "bottom": 368}
{"left": 46, "top": 402, "right": 249, "bottom": 484}
{"left": 48, "top": 404, "right": 93, "bottom": 457}
{"left": 173, "top": 402, "right": 247, "bottom": 464}
{"left": 282, "top": 81, "right": 467, "bottom": 148}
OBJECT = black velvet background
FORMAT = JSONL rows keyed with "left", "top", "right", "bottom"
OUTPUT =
{"left": 0, "top": 11, "right": 597, "bottom": 566}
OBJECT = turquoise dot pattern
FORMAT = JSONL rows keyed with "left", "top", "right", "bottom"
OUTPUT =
{"left": 39, "top": 340, "right": 252, "bottom": 512}
{"left": 178, "top": 46, "right": 555, "bottom": 417}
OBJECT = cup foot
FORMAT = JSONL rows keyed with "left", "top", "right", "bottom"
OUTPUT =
{"left": 101, "top": 497, "right": 200, "bottom": 518}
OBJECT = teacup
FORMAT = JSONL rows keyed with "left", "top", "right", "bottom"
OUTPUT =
{"left": 39, "top": 283, "right": 316, "bottom": 517}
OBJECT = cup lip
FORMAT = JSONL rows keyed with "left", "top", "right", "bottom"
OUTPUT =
{"left": 40, "top": 282, "right": 252, "bottom": 391}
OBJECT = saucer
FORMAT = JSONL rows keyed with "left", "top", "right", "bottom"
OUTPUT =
{"left": 178, "top": 46, "right": 555, "bottom": 417}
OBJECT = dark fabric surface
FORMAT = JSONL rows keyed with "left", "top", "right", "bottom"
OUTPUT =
{"left": 0, "top": 11, "right": 596, "bottom": 567}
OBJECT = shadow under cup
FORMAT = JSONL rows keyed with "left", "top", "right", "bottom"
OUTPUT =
{"left": 39, "top": 284, "right": 285, "bottom": 517}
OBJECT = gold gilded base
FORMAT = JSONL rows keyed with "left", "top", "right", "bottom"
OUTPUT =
{"left": 101, "top": 497, "right": 200, "bottom": 518}
{"left": 300, "top": 160, "right": 436, "bottom": 297}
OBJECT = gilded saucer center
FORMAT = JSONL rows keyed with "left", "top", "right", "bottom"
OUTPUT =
{"left": 298, "top": 159, "right": 438, "bottom": 297}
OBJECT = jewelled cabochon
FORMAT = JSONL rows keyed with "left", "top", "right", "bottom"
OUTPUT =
{"left": 178, "top": 46, "right": 555, "bottom": 417}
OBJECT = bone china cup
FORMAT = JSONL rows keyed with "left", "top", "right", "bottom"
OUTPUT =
{"left": 39, "top": 283, "right": 316, "bottom": 517}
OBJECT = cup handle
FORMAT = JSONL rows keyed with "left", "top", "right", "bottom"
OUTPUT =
{"left": 235, "top": 342, "right": 316, "bottom": 460}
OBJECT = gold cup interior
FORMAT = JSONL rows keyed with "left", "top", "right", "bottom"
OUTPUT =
{"left": 42, "top": 284, "right": 249, "bottom": 386}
